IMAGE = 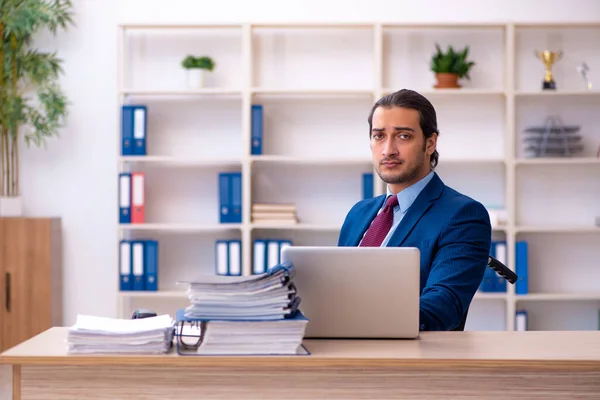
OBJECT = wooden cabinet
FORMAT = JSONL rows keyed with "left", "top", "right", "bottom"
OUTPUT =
{"left": 0, "top": 218, "right": 62, "bottom": 352}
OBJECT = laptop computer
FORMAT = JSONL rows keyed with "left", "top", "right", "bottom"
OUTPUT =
{"left": 280, "top": 246, "right": 420, "bottom": 339}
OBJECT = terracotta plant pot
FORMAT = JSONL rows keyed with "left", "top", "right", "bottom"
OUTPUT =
{"left": 434, "top": 73, "right": 461, "bottom": 88}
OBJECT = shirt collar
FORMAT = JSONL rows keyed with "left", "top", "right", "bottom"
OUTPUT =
{"left": 386, "top": 170, "right": 435, "bottom": 212}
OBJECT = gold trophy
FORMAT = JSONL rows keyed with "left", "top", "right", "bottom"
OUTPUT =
{"left": 535, "top": 50, "right": 563, "bottom": 90}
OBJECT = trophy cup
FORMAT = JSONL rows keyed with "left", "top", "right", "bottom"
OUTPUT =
{"left": 535, "top": 50, "right": 563, "bottom": 90}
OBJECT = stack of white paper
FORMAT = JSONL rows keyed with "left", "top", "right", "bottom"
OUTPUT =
{"left": 196, "top": 313, "right": 309, "bottom": 355}
{"left": 181, "top": 263, "right": 300, "bottom": 321}
{"left": 67, "top": 314, "right": 175, "bottom": 354}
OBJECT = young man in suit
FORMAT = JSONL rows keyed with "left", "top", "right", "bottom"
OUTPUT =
{"left": 338, "top": 89, "right": 492, "bottom": 331}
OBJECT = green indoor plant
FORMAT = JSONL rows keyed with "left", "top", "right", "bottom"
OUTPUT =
{"left": 430, "top": 43, "right": 475, "bottom": 89}
{"left": 0, "top": 0, "right": 74, "bottom": 216}
{"left": 181, "top": 55, "right": 215, "bottom": 89}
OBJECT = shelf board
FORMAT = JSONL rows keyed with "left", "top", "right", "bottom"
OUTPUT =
{"left": 516, "top": 90, "right": 600, "bottom": 97}
{"left": 120, "top": 156, "right": 242, "bottom": 167}
{"left": 440, "top": 158, "right": 505, "bottom": 164}
{"left": 474, "top": 292, "right": 507, "bottom": 300}
{"left": 251, "top": 88, "right": 374, "bottom": 97}
{"left": 516, "top": 225, "right": 600, "bottom": 234}
{"left": 119, "top": 290, "right": 187, "bottom": 298}
{"left": 516, "top": 293, "right": 600, "bottom": 301}
{"left": 120, "top": 88, "right": 242, "bottom": 96}
{"left": 515, "top": 157, "right": 600, "bottom": 166}
{"left": 119, "top": 223, "right": 243, "bottom": 232}
{"left": 250, "top": 223, "right": 341, "bottom": 231}
{"left": 383, "top": 88, "right": 505, "bottom": 96}
{"left": 250, "top": 155, "right": 371, "bottom": 165}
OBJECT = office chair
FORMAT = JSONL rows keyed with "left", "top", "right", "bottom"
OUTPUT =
{"left": 452, "top": 255, "right": 518, "bottom": 331}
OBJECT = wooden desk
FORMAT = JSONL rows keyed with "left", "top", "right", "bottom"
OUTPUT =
{"left": 1, "top": 327, "right": 600, "bottom": 399}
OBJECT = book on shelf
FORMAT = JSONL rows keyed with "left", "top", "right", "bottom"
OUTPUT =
{"left": 175, "top": 262, "right": 308, "bottom": 355}
{"left": 251, "top": 202, "right": 298, "bottom": 224}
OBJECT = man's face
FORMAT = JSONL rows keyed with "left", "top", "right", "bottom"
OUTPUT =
{"left": 370, "top": 106, "right": 436, "bottom": 191}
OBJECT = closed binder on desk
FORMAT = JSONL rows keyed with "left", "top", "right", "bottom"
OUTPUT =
{"left": 174, "top": 309, "right": 309, "bottom": 356}
{"left": 175, "top": 262, "right": 308, "bottom": 355}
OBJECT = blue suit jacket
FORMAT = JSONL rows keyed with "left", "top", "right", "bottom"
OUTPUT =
{"left": 337, "top": 172, "right": 491, "bottom": 331}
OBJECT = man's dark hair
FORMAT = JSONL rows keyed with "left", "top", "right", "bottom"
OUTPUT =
{"left": 367, "top": 89, "right": 439, "bottom": 169}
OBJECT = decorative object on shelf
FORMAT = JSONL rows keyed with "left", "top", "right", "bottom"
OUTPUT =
{"left": 522, "top": 115, "right": 584, "bottom": 158}
{"left": 251, "top": 203, "right": 298, "bottom": 224}
{"left": 181, "top": 55, "right": 215, "bottom": 89}
{"left": 576, "top": 62, "right": 592, "bottom": 90}
{"left": 535, "top": 50, "right": 562, "bottom": 90}
{"left": 0, "top": 0, "right": 74, "bottom": 217}
{"left": 430, "top": 44, "right": 475, "bottom": 89}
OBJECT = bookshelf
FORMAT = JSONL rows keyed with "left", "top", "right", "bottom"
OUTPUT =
{"left": 116, "top": 21, "right": 600, "bottom": 332}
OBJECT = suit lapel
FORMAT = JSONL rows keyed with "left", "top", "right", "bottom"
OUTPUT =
{"left": 386, "top": 172, "right": 444, "bottom": 247}
{"left": 348, "top": 195, "right": 386, "bottom": 246}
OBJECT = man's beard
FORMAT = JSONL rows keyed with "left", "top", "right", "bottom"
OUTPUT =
{"left": 376, "top": 151, "right": 426, "bottom": 185}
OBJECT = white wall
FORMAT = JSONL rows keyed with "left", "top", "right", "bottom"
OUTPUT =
{"left": 18, "top": 0, "right": 600, "bottom": 325}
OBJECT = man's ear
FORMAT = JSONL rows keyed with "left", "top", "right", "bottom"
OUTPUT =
{"left": 426, "top": 133, "right": 438, "bottom": 156}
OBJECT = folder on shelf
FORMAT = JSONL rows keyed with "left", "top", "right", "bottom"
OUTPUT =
{"left": 516, "top": 241, "right": 528, "bottom": 295}
{"left": 132, "top": 240, "right": 145, "bottom": 291}
{"left": 253, "top": 239, "right": 267, "bottom": 275}
{"left": 478, "top": 241, "right": 508, "bottom": 293}
{"left": 515, "top": 310, "right": 528, "bottom": 331}
{"left": 144, "top": 240, "right": 159, "bottom": 291}
{"left": 362, "top": 173, "right": 373, "bottom": 199}
{"left": 121, "top": 105, "right": 147, "bottom": 156}
{"left": 218, "top": 173, "right": 230, "bottom": 223}
{"left": 251, "top": 104, "right": 263, "bottom": 155}
{"left": 230, "top": 172, "right": 242, "bottom": 223}
{"left": 131, "top": 172, "right": 145, "bottom": 224}
{"left": 228, "top": 239, "right": 242, "bottom": 276}
{"left": 215, "top": 240, "right": 229, "bottom": 275}
{"left": 119, "top": 240, "right": 132, "bottom": 291}
{"left": 218, "top": 172, "right": 242, "bottom": 224}
{"left": 119, "top": 173, "right": 131, "bottom": 224}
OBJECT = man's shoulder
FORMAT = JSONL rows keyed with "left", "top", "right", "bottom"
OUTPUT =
{"left": 438, "top": 183, "right": 489, "bottom": 217}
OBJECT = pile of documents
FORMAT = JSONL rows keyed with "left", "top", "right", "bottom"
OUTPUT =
{"left": 251, "top": 202, "right": 298, "bottom": 224}
{"left": 177, "top": 262, "right": 308, "bottom": 355}
{"left": 67, "top": 314, "right": 175, "bottom": 354}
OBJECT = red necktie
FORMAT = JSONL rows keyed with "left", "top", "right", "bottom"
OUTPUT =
{"left": 359, "top": 195, "right": 399, "bottom": 247}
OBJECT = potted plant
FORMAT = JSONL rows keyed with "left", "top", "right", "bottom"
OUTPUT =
{"left": 430, "top": 44, "right": 475, "bottom": 89}
{"left": 0, "top": 0, "right": 74, "bottom": 216}
{"left": 181, "top": 55, "right": 215, "bottom": 89}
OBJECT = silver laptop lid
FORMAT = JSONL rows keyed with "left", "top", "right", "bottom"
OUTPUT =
{"left": 281, "top": 246, "right": 420, "bottom": 339}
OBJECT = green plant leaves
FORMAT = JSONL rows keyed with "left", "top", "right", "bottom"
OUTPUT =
{"left": 181, "top": 55, "right": 216, "bottom": 71}
{"left": 430, "top": 43, "right": 475, "bottom": 79}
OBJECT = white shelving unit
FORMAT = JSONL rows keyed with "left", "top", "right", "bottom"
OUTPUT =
{"left": 116, "top": 21, "right": 600, "bottom": 331}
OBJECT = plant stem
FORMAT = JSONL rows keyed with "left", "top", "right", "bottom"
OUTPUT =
{"left": 9, "top": 32, "right": 17, "bottom": 197}
{"left": 0, "top": 20, "right": 5, "bottom": 197}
